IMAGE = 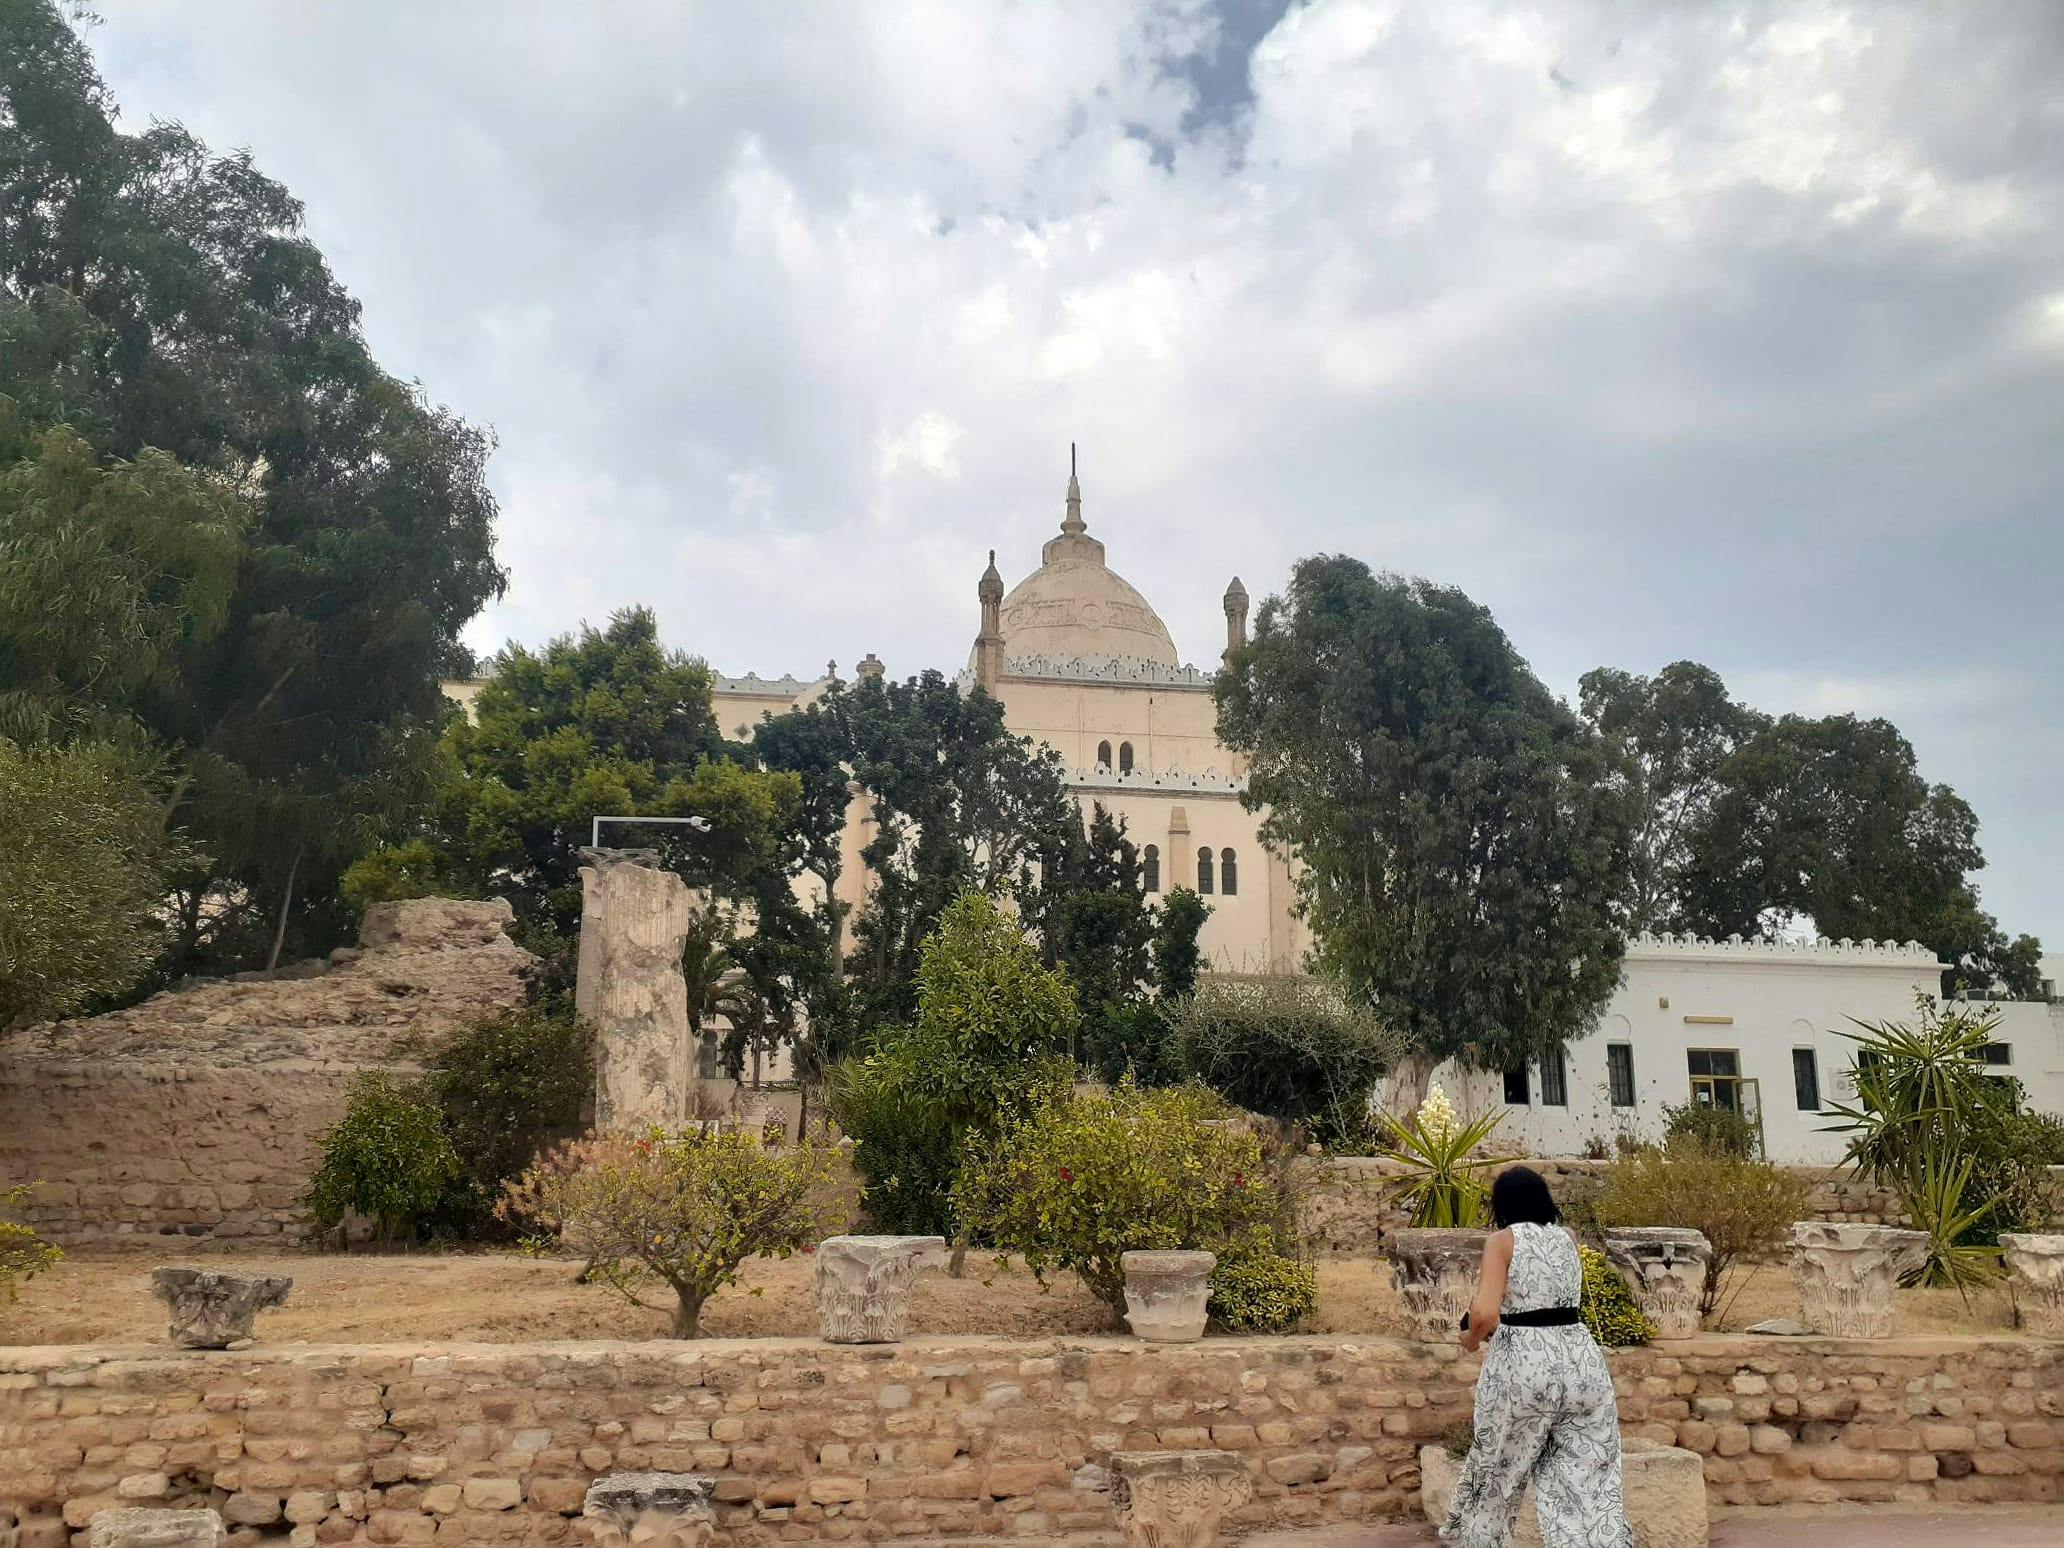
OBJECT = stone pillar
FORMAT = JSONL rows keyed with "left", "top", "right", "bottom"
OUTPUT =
{"left": 1603, "top": 1227, "right": 1711, "bottom": 1338}
{"left": 148, "top": 1269, "right": 291, "bottom": 1349}
{"left": 576, "top": 848, "right": 705, "bottom": 1131}
{"left": 815, "top": 1234, "right": 947, "bottom": 1343}
{"left": 88, "top": 1509, "right": 226, "bottom": 1548}
{"left": 1389, "top": 1228, "right": 1487, "bottom": 1342}
{"left": 1110, "top": 1450, "right": 1251, "bottom": 1548}
{"left": 1786, "top": 1222, "right": 1927, "bottom": 1338}
{"left": 2000, "top": 1232, "right": 2064, "bottom": 1336}
{"left": 1121, "top": 1250, "right": 1216, "bottom": 1342}
{"left": 579, "top": 1473, "right": 714, "bottom": 1548}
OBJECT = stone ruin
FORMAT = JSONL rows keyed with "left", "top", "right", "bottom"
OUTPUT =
{"left": 575, "top": 848, "right": 709, "bottom": 1132}
{"left": 814, "top": 1235, "right": 947, "bottom": 1343}
{"left": 149, "top": 1268, "right": 292, "bottom": 1349}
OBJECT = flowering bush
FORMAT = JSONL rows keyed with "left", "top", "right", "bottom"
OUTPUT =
{"left": 1378, "top": 1083, "right": 1504, "bottom": 1228}
{"left": 956, "top": 1080, "right": 1304, "bottom": 1319}
{"left": 501, "top": 1127, "right": 836, "bottom": 1336}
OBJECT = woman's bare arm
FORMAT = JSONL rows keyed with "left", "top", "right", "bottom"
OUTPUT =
{"left": 1460, "top": 1229, "right": 1512, "bottom": 1353}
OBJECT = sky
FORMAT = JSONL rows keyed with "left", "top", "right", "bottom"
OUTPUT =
{"left": 82, "top": 1, "right": 2064, "bottom": 944}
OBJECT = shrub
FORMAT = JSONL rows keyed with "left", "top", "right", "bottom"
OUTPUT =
{"left": 827, "top": 1053, "right": 963, "bottom": 1237}
{"left": 338, "top": 839, "right": 452, "bottom": 915}
{"left": 0, "top": 1185, "right": 63, "bottom": 1301}
{"left": 1661, "top": 1100, "right": 1758, "bottom": 1159}
{"left": 1209, "top": 1234, "right": 1317, "bottom": 1333}
{"left": 1379, "top": 1084, "right": 1503, "bottom": 1228}
{"left": 423, "top": 1007, "right": 590, "bottom": 1233}
{"left": 1164, "top": 974, "right": 1402, "bottom": 1144}
{"left": 1593, "top": 1141, "right": 1808, "bottom": 1319}
{"left": 502, "top": 1128, "right": 835, "bottom": 1336}
{"left": 304, "top": 1073, "right": 462, "bottom": 1243}
{"left": 957, "top": 1080, "right": 1292, "bottom": 1318}
{"left": 1579, "top": 1246, "right": 1655, "bottom": 1347}
{"left": 1970, "top": 1108, "right": 2064, "bottom": 1239}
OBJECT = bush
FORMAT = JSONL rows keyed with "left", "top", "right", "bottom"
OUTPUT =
{"left": 1209, "top": 1234, "right": 1317, "bottom": 1333}
{"left": 1593, "top": 1141, "right": 1808, "bottom": 1319}
{"left": 0, "top": 1185, "right": 63, "bottom": 1301}
{"left": 1164, "top": 974, "right": 1402, "bottom": 1145}
{"left": 956, "top": 1080, "right": 1296, "bottom": 1318}
{"left": 827, "top": 1053, "right": 964, "bottom": 1237}
{"left": 1661, "top": 1100, "right": 1758, "bottom": 1159}
{"left": 338, "top": 839, "right": 452, "bottom": 915}
{"left": 423, "top": 1007, "right": 590, "bottom": 1233}
{"left": 1970, "top": 1108, "right": 2064, "bottom": 1240}
{"left": 502, "top": 1128, "right": 835, "bottom": 1336}
{"left": 304, "top": 1073, "right": 462, "bottom": 1242}
{"left": 1579, "top": 1246, "right": 1655, "bottom": 1347}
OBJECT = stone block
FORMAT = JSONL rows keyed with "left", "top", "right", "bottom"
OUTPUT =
{"left": 581, "top": 1472, "right": 715, "bottom": 1548}
{"left": 1389, "top": 1228, "right": 1489, "bottom": 1343}
{"left": 148, "top": 1269, "right": 291, "bottom": 1349}
{"left": 1786, "top": 1223, "right": 1926, "bottom": 1339}
{"left": 87, "top": 1509, "right": 226, "bottom": 1548}
{"left": 1111, "top": 1451, "right": 1251, "bottom": 1548}
{"left": 814, "top": 1235, "right": 947, "bottom": 1343}
{"left": 576, "top": 850, "right": 706, "bottom": 1132}
{"left": 1604, "top": 1228, "right": 1711, "bottom": 1338}
{"left": 1419, "top": 1438, "right": 1707, "bottom": 1548}
{"left": 2001, "top": 1234, "right": 2064, "bottom": 1338}
{"left": 1120, "top": 1251, "right": 1215, "bottom": 1343}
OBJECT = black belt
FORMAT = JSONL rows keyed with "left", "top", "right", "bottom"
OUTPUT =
{"left": 1461, "top": 1307, "right": 1581, "bottom": 1330}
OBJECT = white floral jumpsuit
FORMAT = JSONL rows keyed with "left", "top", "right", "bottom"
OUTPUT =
{"left": 1441, "top": 1221, "right": 1635, "bottom": 1548}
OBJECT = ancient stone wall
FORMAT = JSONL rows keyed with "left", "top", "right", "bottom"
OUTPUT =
{"left": 0, "top": 901, "right": 532, "bottom": 1244}
{"left": 1, "top": 1333, "right": 2056, "bottom": 1544}
{"left": 1301, "top": 1158, "right": 1907, "bottom": 1256}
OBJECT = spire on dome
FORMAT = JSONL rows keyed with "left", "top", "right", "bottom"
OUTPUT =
{"left": 1061, "top": 441, "right": 1085, "bottom": 536}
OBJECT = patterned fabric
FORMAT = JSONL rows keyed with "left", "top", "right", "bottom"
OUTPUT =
{"left": 1441, "top": 1222, "right": 1635, "bottom": 1548}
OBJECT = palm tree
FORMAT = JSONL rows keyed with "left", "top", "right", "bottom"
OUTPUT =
{"left": 683, "top": 923, "right": 753, "bottom": 1081}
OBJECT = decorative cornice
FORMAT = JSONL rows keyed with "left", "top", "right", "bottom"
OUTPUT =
{"left": 1065, "top": 765, "right": 1245, "bottom": 796}
{"left": 712, "top": 672, "right": 822, "bottom": 696}
{"left": 1001, "top": 654, "right": 1217, "bottom": 689}
{"left": 1627, "top": 931, "right": 1943, "bottom": 968}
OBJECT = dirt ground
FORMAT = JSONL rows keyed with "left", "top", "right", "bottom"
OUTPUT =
{"left": 0, "top": 1246, "right": 2025, "bottom": 1346}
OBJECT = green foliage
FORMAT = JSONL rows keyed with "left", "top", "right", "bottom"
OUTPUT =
{"left": 1376, "top": 1086, "right": 1504, "bottom": 1227}
{"left": 0, "top": 1185, "right": 63, "bottom": 1302}
{"left": 1967, "top": 1108, "right": 2064, "bottom": 1241}
{"left": 1594, "top": 1141, "right": 1809, "bottom": 1318}
{"left": 1825, "top": 997, "right": 2017, "bottom": 1286}
{"left": 422, "top": 1008, "right": 590, "bottom": 1233}
{"left": 1661, "top": 1100, "right": 1759, "bottom": 1159}
{"left": 1216, "top": 558, "right": 1635, "bottom": 1085}
{"left": 1209, "top": 1235, "right": 1318, "bottom": 1333}
{"left": 1165, "top": 974, "right": 1403, "bottom": 1143}
{"left": 826, "top": 1054, "right": 964, "bottom": 1237}
{"left": 957, "top": 1080, "right": 1288, "bottom": 1316}
{"left": 503, "top": 1128, "right": 836, "bottom": 1337}
{"left": 304, "top": 1074, "right": 463, "bottom": 1243}
{"left": 1, "top": 4, "right": 506, "bottom": 977}
{"left": 339, "top": 840, "right": 452, "bottom": 916}
{"left": 0, "top": 736, "right": 190, "bottom": 1025}
{"left": 1151, "top": 887, "right": 1210, "bottom": 1001}
{"left": 1579, "top": 1246, "right": 1656, "bottom": 1347}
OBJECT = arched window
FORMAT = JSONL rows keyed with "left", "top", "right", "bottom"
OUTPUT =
{"left": 1142, "top": 844, "right": 1160, "bottom": 892}
{"left": 1196, "top": 846, "right": 1214, "bottom": 894}
{"left": 1219, "top": 847, "right": 1238, "bottom": 896}
{"left": 1118, "top": 741, "right": 1134, "bottom": 774}
{"left": 1096, "top": 739, "right": 1112, "bottom": 769}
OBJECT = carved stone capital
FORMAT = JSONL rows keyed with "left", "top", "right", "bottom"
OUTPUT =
{"left": 2000, "top": 1232, "right": 2064, "bottom": 1337}
{"left": 88, "top": 1508, "right": 226, "bottom": 1548}
{"left": 1603, "top": 1227, "right": 1711, "bottom": 1338}
{"left": 1120, "top": 1250, "right": 1216, "bottom": 1342}
{"left": 1111, "top": 1450, "right": 1251, "bottom": 1548}
{"left": 1786, "top": 1222, "right": 1927, "bottom": 1338}
{"left": 815, "top": 1234, "right": 947, "bottom": 1342}
{"left": 148, "top": 1269, "right": 291, "bottom": 1349}
{"left": 579, "top": 1473, "right": 714, "bottom": 1548}
{"left": 1388, "top": 1228, "right": 1487, "bottom": 1342}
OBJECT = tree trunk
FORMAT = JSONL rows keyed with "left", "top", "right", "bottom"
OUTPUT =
{"left": 1382, "top": 1049, "right": 1440, "bottom": 1119}
{"left": 948, "top": 1222, "right": 971, "bottom": 1279}
{"left": 265, "top": 848, "right": 303, "bottom": 973}
{"left": 671, "top": 1290, "right": 705, "bottom": 1338}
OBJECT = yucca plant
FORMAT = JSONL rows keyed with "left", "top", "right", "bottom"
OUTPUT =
{"left": 1902, "top": 1149, "right": 2004, "bottom": 1291}
{"left": 1378, "top": 1084, "right": 1505, "bottom": 1228}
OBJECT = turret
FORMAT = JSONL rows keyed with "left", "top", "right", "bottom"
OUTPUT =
{"left": 1223, "top": 575, "right": 1249, "bottom": 663}
{"left": 974, "top": 549, "right": 1005, "bottom": 690}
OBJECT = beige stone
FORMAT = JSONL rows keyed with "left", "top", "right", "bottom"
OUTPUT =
{"left": 1110, "top": 1450, "right": 1251, "bottom": 1548}
{"left": 87, "top": 1509, "right": 226, "bottom": 1548}
{"left": 149, "top": 1268, "right": 291, "bottom": 1349}
{"left": 814, "top": 1235, "right": 947, "bottom": 1343}
{"left": 576, "top": 849, "right": 707, "bottom": 1132}
{"left": 1388, "top": 1229, "right": 1487, "bottom": 1342}
{"left": 1604, "top": 1228, "right": 1710, "bottom": 1339}
{"left": 1120, "top": 1251, "right": 1216, "bottom": 1342}
{"left": 2000, "top": 1233, "right": 2064, "bottom": 1337}
{"left": 580, "top": 1473, "right": 714, "bottom": 1548}
{"left": 1787, "top": 1223, "right": 1928, "bottom": 1338}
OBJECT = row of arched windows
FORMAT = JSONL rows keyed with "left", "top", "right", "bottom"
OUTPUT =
{"left": 1094, "top": 739, "right": 1135, "bottom": 774}
{"left": 1140, "top": 845, "right": 1238, "bottom": 896}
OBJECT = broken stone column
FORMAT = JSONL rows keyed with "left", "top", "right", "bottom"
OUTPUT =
{"left": 1110, "top": 1450, "right": 1251, "bottom": 1548}
{"left": 1121, "top": 1250, "right": 1216, "bottom": 1342}
{"left": 815, "top": 1234, "right": 947, "bottom": 1343}
{"left": 576, "top": 848, "right": 706, "bottom": 1131}
{"left": 148, "top": 1268, "right": 291, "bottom": 1349}
{"left": 88, "top": 1507, "right": 227, "bottom": 1548}
{"left": 1389, "top": 1228, "right": 1487, "bottom": 1342}
{"left": 1604, "top": 1227, "right": 1712, "bottom": 1338}
{"left": 579, "top": 1473, "right": 714, "bottom": 1548}
{"left": 1786, "top": 1222, "right": 1927, "bottom": 1338}
{"left": 2000, "top": 1232, "right": 2064, "bottom": 1336}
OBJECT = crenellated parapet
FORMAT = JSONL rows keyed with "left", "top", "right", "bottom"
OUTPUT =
{"left": 1627, "top": 931, "right": 1943, "bottom": 968}
{"left": 1065, "top": 764, "right": 1245, "bottom": 796}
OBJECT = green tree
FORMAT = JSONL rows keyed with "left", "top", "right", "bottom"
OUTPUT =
{"left": 1216, "top": 557, "right": 1635, "bottom": 1107}
{"left": 0, "top": 736, "right": 191, "bottom": 1025}
{"left": 1, "top": 2, "right": 505, "bottom": 976}
{"left": 1151, "top": 887, "right": 1210, "bottom": 1002}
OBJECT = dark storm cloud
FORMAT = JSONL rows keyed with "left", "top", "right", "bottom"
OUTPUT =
{"left": 85, "top": 0, "right": 2064, "bottom": 940}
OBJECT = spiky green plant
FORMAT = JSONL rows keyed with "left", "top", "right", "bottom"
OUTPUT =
{"left": 1378, "top": 1085, "right": 1505, "bottom": 1228}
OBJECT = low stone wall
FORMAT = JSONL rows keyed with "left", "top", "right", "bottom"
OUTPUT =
{"left": 1, "top": 1333, "right": 2056, "bottom": 1543}
{"left": 1301, "top": 1158, "right": 1907, "bottom": 1255}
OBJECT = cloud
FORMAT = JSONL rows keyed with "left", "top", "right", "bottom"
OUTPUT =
{"left": 83, "top": 0, "right": 2064, "bottom": 940}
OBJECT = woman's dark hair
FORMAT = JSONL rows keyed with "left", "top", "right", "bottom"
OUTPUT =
{"left": 1490, "top": 1165, "right": 1560, "bottom": 1228}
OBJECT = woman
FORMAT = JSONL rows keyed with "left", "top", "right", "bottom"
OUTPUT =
{"left": 1442, "top": 1166, "right": 1634, "bottom": 1548}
